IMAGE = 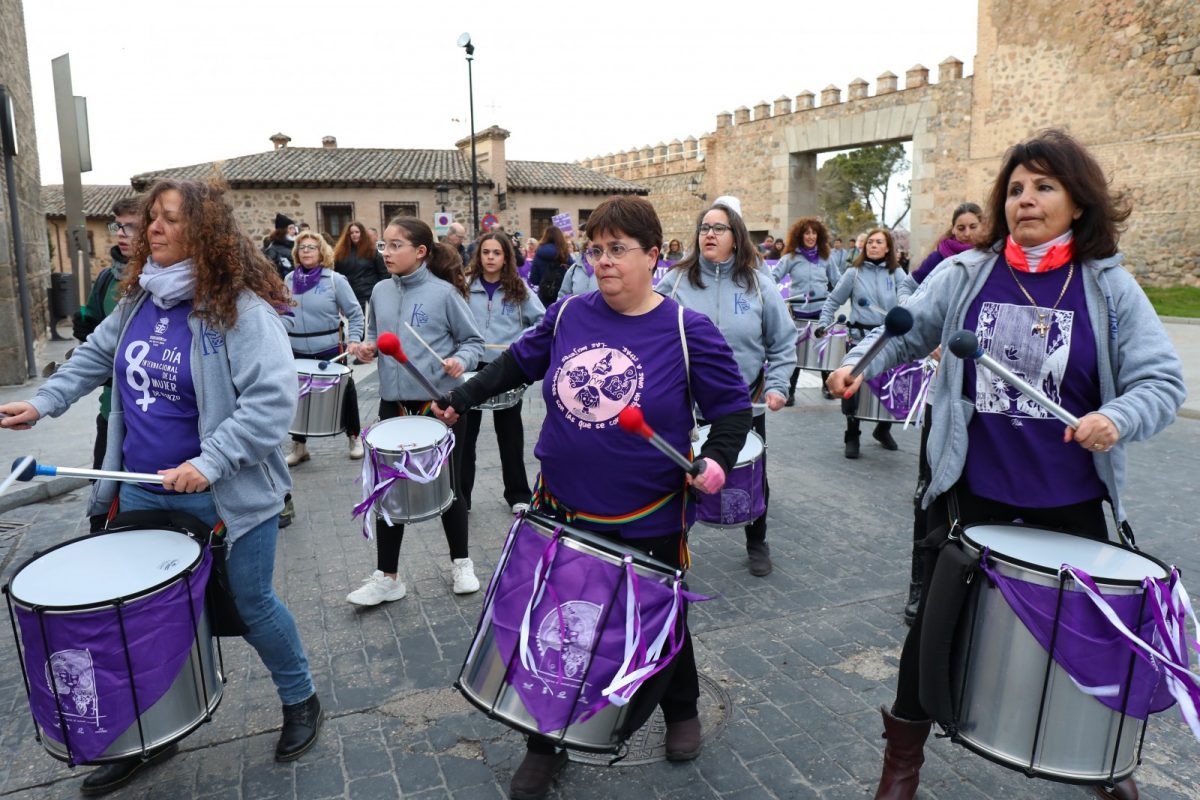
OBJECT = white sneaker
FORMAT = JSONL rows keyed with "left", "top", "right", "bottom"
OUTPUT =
{"left": 286, "top": 442, "right": 310, "bottom": 467}
{"left": 348, "top": 435, "right": 364, "bottom": 460}
{"left": 451, "top": 558, "right": 480, "bottom": 594}
{"left": 511, "top": 502, "right": 530, "bottom": 515}
{"left": 346, "top": 571, "right": 406, "bottom": 606}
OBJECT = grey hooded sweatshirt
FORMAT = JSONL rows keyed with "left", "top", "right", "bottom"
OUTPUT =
{"left": 842, "top": 247, "right": 1186, "bottom": 520}
{"left": 466, "top": 277, "right": 546, "bottom": 363}
{"left": 819, "top": 259, "right": 903, "bottom": 331}
{"left": 772, "top": 253, "right": 840, "bottom": 316}
{"left": 282, "top": 268, "right": 365, "bottom": 355}
{"left": 658, "top": 258, "right": 797, "bottom": 402}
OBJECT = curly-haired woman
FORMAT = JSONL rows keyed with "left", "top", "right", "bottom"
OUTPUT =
{"left": 333, "top": 220, "right": 388, "bottom": 310}
{"left": 1, "top": 179, "right": 322, "bottom": 794}
{"left": 773, "top": 216, "right": 842, "bottom": 404}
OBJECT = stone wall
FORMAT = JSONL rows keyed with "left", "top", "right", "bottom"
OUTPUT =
{"left": 0, "top": 0, "right": 52, "bottom": 385}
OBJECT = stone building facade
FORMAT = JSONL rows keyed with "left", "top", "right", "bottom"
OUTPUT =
{"left": 583, "top": 0, "right": 1200, "bottom": 286}
{"left": 0, "top": 0, "right": 52, "bottom": 385}
{"left": 42, "top": 184, "right": 138, "bottom": 275}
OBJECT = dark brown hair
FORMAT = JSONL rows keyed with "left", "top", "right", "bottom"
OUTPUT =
{"left": 121, "top": 179, "right": 290, "bottom": 327}
{"left": 111, "top": 197, "right": 141, "bottom": 217}
{"left": 537, "top": 225, "right": 572, "bottom": 267}
{"left": 583, "top": 196, "right": 663, "bottom": 260}
{"left": 941, "top": 202, "right": 983, "bottom": 242}
{"left": 465, "top": 232, "right": 529, "bottom": 304}
{"left": 784, "top": 216, "right": 831, "bottom": 260}
{"left": 852, "top": 228, "right": 900, "bottom": 273}
{"left": 386, "top": 216, "right": 468, "bottom": 298}
{"left": 983, "top": 129, "right": 1129, "bottom": 259}
{"left": 333, "top": 220, "right": 376, "bottom": 262}
{"left": 674, "top": 202, "right": 761, "bottom": 290}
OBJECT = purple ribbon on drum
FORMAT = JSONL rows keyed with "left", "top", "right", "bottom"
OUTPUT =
{"left": 351, "top": 423, "right": 455, "bottom": 538}
{"left": 866, "top": 358, "right": 937, "bottom": 427}
{"left": 471, "top": 517, "right": 704, "bottom": 734}
{"left": 979, "top": 552, "right": 1200, "bottom": 738}
{"left": 297, "top": 375, "right": 341, "bottom": 399}
{"left": 816, "top": 326, "right": 847, "bottom": 359}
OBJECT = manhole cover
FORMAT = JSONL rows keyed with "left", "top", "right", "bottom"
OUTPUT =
{"left": 568, "top": 673, "right": 732, "bottom": 767}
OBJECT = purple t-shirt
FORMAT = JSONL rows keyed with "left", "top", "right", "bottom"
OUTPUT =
{"left": 482, "top": 278, "right": 501, "bottom": 300}
{"left": 962, "top": 257, "right": 1106, "bottom": 508}
{"left": 117, "top": 300, "right": 201, "bottom": 492}
{"left": 509, "top": 292, "right": 750, "bottom": 538}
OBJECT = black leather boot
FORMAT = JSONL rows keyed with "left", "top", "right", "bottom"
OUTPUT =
{"left": 80, "top": 743, "right": 178, "bottom": 796}
{"left": 785, "top": 367, "right": 799, "bottom": 407}
{"left": 275, "top": 693, "right": 322, "bottom": 762}
{"left": 873, "top": 422, "right": 898, "bottom": 450}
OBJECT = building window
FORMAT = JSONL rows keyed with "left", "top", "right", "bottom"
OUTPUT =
{"left": 530, "top": 208, "right": 558, "bottom": 241}
{"left": 578, "top": 209, "right": 593, "bottom": 234}
{"left": 85, "top": 230, "right": 96, "bottom": 257}
{"left": 381, "top": 202, "right": 418, "bottom": 228}
{"left": 317, "top": 203, "right": 355, "bottom": 240}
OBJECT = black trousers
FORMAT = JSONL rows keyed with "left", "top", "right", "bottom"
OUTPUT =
{"left": 892, "top": 485, "right": 1110, "bottom": 721}
{"left": 374, "top": 399, "right": 469, "bottom": 571}
{"left": 92, "top": 413, "right": 108, "bottom": 470}
{"left": 460, "top": 402, "right": 533, "bottom": 510}
{"left": 527, "top": 525, "right": 698, "bottom": 754}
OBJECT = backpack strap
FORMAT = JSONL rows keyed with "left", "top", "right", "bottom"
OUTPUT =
{"left": 678, "top": 304, "right": 699, "bottom": 441}
{"left": 551, "top": 294, "right": 577, "bottom": 337}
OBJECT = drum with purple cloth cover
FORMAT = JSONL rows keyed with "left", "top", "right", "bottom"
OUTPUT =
{"left": 290, "top": 358, "right": 351, "bottom": 437}
{"left": 456, "top": 513, "right": 690, "bottom": 752}
{"left": 949, "top": 524, "right": 1174, "bottom": 785}
{"left": 692, "top": 425, "right": 766, "bottom": 529}
{"left": 854, "top": 359, "right": 935, "bottom": 425}
{"left": 3, "top": 528, "right": 223, "bottom": 765}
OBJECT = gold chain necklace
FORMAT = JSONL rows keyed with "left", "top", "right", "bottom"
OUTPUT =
{"left": 1006, "top": 261, "right": 1075, "bottom": 337}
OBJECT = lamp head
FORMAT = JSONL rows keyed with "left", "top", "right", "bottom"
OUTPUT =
{"left": 457, "top": 32, "right": 474, "bottom": 55}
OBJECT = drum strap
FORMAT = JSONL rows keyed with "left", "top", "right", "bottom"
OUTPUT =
{"left": 288, "top": 327, "right": 340, "bottom": 338}
{"left": 529, "top": 473, "right": 681, "bottom": 527}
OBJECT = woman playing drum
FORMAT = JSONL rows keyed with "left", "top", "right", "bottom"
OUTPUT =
{"left": 435, "top": 195, "right": 752, "bottom": 800}
{"left": 460, "top": 231, "right": 545, "bottom": 512}
{"left": 659, "top": 197, "right": 796, "bottom": 576}
{"left": 348, "top": 217, "right": 484, "bottom": 605}
{"left": 283, "top": 229, "right": 365, "bottom": 465}
{"left": 773, "top": 216, "right": 841, "bottom": 404}
{"left": 826, "top": 129, "right": 1186, "bottom": 800}
{"left": 0, "top": 179, "right": 323, "bottom": 793}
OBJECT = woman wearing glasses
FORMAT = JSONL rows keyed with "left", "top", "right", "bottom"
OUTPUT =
{"left": 348, "top": 217, "right": 484, "bottom": 605}
{"left": 436, "top": 196, "right": 751, "bottom": 799}
{"left": 283, "top": 230, "right": 365, "bottom": 465}
{"left": 657, "top": 197, "right": 796, "bottom": 577}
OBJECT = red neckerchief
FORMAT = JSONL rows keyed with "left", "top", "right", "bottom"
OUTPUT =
{"left": 1005, "top": 235, "right": 1074, "bottom": 273}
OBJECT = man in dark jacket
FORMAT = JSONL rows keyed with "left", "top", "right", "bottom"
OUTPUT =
{"left": 264, "top": 212, "right": 297, "bottom": 278}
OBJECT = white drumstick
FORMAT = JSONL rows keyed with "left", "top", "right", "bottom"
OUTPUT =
{"left": 948, "top": 330, "right": 1081, "bottom": 428}
{"left": 484, "top": 343, "right": 509, "bottom": 350}
{"left": 403, "top": 322, "right": 444, "bottom": 362}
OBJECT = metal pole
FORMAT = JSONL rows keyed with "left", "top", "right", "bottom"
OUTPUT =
{"left": 466, "top": 51, "right": 479, "bottom": 237}
{"left": 0, "top": 85, "right": 36, "bottom": 379}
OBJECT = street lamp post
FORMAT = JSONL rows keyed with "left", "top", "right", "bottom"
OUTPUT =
{"left": 456, "top": 33, "right": 479, "bottom": 237}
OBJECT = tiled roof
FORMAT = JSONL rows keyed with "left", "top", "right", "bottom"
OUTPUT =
{"left": 507, "top": 160, "right": 646, "bottom": 194}
{"left": 41, "top": 184, "right": 138, "bottom": 218}
{"left": 129, "top": 147, "right": 645, "bottom": 194}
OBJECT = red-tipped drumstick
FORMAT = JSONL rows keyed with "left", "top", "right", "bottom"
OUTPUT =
{"left": 376, "top": 332, "right": 448, "bottom": 404}
{"left": 617, "top": 406, "right": 704, "bottom": 476}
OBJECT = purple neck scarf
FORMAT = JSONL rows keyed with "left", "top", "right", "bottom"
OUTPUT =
{"left": 291, "top": 267, "right": 322, "bottom": 295}
{"left": 937, "top": 237, "right": 973, "bottom": 260}
{"left": 798, "top": 246, "right": 820, "bottom": 264}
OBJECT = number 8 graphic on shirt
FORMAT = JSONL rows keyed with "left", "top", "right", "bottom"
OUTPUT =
{"left": 124, "top": 340, "right": 156, "bottom": 412}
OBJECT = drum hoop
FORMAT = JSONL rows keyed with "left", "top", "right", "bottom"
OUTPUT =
{"left": 365, "top": 417, "right": 451, "bottom": 454}
{"left": 6, "top": 526, "right": 205, "bottom": 613}
{"left": 523, "top": 511, "right": 677, "bottom": 576}
{"left": 693, "top": 428, "right": 765, "bottom": 468}
{"left": 959, "top": 522, "right": 1169, "bottom": 588}
{"left": 293, "top": 359, "right": 351, "bottom": 377}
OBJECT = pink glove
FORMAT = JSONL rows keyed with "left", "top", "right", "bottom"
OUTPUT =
{"left": 689, "top": 458, "right": 726, "bottom": 494}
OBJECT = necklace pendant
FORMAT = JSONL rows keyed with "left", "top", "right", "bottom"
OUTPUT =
{"left": 1033, "top": 320, "right": 1049, "bottom": 337}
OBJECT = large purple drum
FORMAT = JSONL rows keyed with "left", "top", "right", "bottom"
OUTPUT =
{"left": 3, "top": 527, "right": 223, "bottom": 765}
{"left": 693, "top": 425, "right": 766, "bottom": 529}
{"left": 456, "top": 513, "right": 688, "bottom": 752}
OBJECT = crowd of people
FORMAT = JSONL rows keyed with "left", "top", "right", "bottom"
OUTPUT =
{"left": 0, "top": 129, "right": 1188, "bottom": 800}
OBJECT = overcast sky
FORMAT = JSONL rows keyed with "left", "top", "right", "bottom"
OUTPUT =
{"left": 23, "top": 0, "right": 978, "bottom": 186}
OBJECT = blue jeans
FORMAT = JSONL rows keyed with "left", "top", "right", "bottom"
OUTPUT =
{"left": 118, "top": 484, "right": 316, "bottom": 706}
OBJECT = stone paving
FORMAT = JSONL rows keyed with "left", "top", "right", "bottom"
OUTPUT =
{"left": 1, "top": 370, "right": 1199, "bottom": 800}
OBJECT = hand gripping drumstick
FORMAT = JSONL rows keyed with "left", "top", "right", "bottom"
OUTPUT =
{"left": 947, "top": 330, "right": 1081, "bottom": 428}
{"left": 844, "top": 306, "right": 914, "bottom": 398}
{"left": 376, "top": 332, "right": 454, "bottom": 408}
{"left": 8, "top": 457, "right": 165, "bottom": 485}
{"left": 813, "top": 314, "right": 846, "bottom": 337}
{"left": 617, "top": 406, "right": 705, "bottom": 477}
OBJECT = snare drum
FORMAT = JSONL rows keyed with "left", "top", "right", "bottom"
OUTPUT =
{"left": 361, "top": 417, "right": 455, "bottom": 524}
{"left": 795, "top": 323, "right": 848, "bottom": 373}
{"left": 692, "top": 425, "right": 766, "bottom": 529}
{"left": 462, "top": 370, "right": 526, "bottom": 411}
{"left": 457, "top": 513, "right": 686, "bottom": 752}
{"left": 290, "top": 358, "right": 351, "bottom": 437}
{"left": 949, "top": 524, "right": 1170, "bottom": 784}
{"left": 4, "top": 528, "right": 222, "bottom": 765}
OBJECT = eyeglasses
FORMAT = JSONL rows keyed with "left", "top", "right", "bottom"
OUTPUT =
{"left": 698, "top": 223, "right": 731, "bottom": 235}
{"left": 297, "top": 244, "right": 320, "bottom": 252}
{"left": 107, "top": 222, "right": 137, "bottom": 236}
{"left": 383, "top": 240, "right": 416, "bottom": 253}
{"left": 376, "top": 241, "right": 386, "bottom": 253}
{"left": 584, "top": 244, "right": 644, "bottom": 261}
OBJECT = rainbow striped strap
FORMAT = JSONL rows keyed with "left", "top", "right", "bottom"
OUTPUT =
{"left": 530, "top": 473, "right": 680, "bottom": 526}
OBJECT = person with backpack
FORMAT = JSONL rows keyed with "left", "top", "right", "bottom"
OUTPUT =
{"left": 528, "top": 226, "right": 572, "bottom": 308}
{"left": 263, "top": 212, "right": 297, "bottom": 279}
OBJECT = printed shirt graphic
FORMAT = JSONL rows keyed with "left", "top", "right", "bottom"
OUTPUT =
{"left": 117, "top": 300, "right": 201, "bottom": 490}
{"left": 509, "top": 293, "right": 749, "bottom": 538}
{"left": 962, "top": 258, "right": 1106, "bottom": 508}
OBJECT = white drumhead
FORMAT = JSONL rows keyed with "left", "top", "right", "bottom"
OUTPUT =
{"left": 11, "top": 529, "right": 201, "bottom": 607}
{"left": 693, "top": 425, "right": 765, "bottom": 466}
{"left": 366, "top": 416, "right": 449, "bottom": 452}
{"left": 294, "top": 358, "right": 350, "bottom": 377}
{"left": 462, "top": 371, "right": 477, "bottom": 382}
{"left": 965, "top": 524, "right": 1167, "bottom": 582}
